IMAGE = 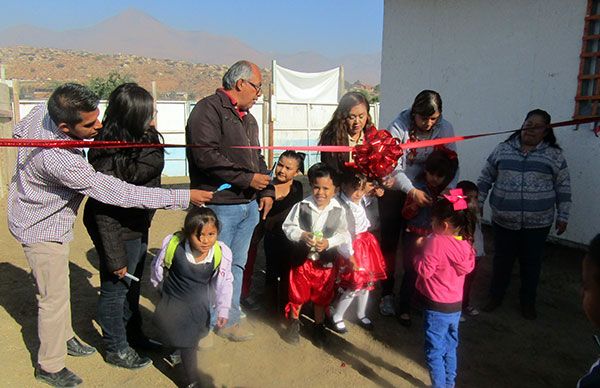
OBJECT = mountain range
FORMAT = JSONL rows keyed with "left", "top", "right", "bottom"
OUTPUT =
{"left": 0, "top": 8, "right": 381, "bottom": 85}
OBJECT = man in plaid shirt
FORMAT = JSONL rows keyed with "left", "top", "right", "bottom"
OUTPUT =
{"left": 7, "top": 84, "right": 212, "bottom": 387}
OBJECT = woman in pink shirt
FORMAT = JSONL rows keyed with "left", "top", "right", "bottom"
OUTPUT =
{"left": 413, "top": 190, "right": 476, "bottom": 388}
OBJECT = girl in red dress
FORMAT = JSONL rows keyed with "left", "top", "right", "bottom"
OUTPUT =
{"left": 330, "top": 173, "right": 387, "bottom": 333}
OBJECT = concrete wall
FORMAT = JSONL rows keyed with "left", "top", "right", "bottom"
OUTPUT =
{"left": 381, "top": 0, "right": 595, "bottom": 245}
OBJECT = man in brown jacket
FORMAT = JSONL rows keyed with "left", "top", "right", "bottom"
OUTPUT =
{"left": 186, "top": 60, "right": 274, "bottom": 341}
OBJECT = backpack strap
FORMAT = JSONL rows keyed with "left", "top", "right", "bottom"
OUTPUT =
{"left": 213, "top": 241, "right": 222, "bottom": 270}
{"left": 164, "top": 232, "right": 183, "bottom": 269}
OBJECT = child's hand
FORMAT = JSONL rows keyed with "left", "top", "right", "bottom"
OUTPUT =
{"left": 415, "top": 237, "right": 426, "bottom": 248}
{"left": 315, "top": 238, "right": 329, "bottom": 252}
{"left": 216, "top": 317, "right": 228, "bottom": 328}
{"left": 301, "top": 232, "right": 315, "bottom": 247}
{"left": 349, "top": 255, "right": 358, "bottom": 269}
{"left": 373, "top": 187, "right": 385, "bottom": 197}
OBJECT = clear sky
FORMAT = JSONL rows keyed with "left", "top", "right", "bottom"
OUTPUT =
{"left": 0, "top": 0, "right": 384, "bottom": 56}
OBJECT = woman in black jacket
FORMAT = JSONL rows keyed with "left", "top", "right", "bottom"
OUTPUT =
{"left": 83, "top": 83, "right": 163, "bottom": 369}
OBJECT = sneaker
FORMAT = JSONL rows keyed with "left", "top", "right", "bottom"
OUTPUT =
{"left": 379, "top": 295, "right": 395, "bottom": 317}
{"left": 216, "top": 323, "right": 254, "bottom": 342}
{"left": 312, "top": 323, "right": 328, "bottom": 348}
{"left": 105, "top": 347, "right": 152, "bottom": 369}
{"left": 283, "top": 319, "right": 301, "bottom": 345}
{"left": 66, "top": 337, "right": 96, "bottom": 357}
{"left": 35, "top": 366, "right": 82, "bottom": 387}
{"left": 464, "top": 306, "right": 480, "bottom": 316}
{"left": 165, "top": 350, "right": 181, "bottom": 367}
{"left": 239, "top": 308, "right": 247, "bottom": 319}
{"left": 357, "top": 317, "right": 374, "bottom": 331}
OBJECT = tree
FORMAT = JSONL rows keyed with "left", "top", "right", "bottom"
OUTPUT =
{"left": 88, "top": 71, "right": 135, "bottom": 99}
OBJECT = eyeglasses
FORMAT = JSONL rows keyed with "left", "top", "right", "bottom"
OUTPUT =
{"left": 244, "top": 79, "right": 262, "bottom": 94}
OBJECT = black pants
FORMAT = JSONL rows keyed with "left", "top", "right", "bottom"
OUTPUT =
{"left": 397, "top": 232, "right": 420, "bottom": 314}
{"left": 490, "top": 223, "right": 551, "bottom": 307}
{"left": 378, "top": 190, "right": 407, "bottom": 296}
{"left": 180, "top": 347, "right": 199, "bottom": 385}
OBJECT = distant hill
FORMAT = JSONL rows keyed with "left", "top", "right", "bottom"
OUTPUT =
{"left": 0, "top": 8, "right": 381, "bottom": 85}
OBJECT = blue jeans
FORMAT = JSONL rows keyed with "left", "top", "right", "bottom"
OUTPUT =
{"left": 423, "top": 309, "right": 461, "bottom": 388}
{"left": 208, "top": 201, "right": 259, "bottom": 326}
{"left": 97, "top": 238, "right": 146, "bottom": 352}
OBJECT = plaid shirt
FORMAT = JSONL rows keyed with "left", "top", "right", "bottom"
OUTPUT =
{"left": 8, "top": 104, "right": 190, "bottom": 244}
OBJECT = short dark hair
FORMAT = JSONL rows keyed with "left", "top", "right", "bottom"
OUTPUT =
{"left": 341, "top": 171, "right": 367, "bottom": 191}
{"left": 424, "top": 148, "right": 459, "bottom": 188}
{"left": 307, "top": 162, "right": 338, "bottom": 187}
{"left": 183, "top": 207, "right": 220, "bottom": 240}
{"left": 47, "top": 83, "right": 99, "bottom": 127}
{"left": 456, "top": 180, "right": 478, "bottom": 195}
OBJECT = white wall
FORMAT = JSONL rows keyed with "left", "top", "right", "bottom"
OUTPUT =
{"left": 381, "top": 0, "right": 595, "bottom": 245}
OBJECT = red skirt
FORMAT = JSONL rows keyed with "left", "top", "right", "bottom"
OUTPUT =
{"left": 337, "top": 232, "right": 387, "bottom": 291}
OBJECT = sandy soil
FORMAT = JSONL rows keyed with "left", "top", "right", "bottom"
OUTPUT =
{"left": 0, "top": 185, "right": 596, "bottom": 387}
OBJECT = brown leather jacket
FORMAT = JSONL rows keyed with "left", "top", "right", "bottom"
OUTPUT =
{"left": 186, "top": 90, "right": 274, "bottom": 204}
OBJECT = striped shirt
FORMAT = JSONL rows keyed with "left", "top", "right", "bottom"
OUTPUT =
{"left": 477, "top": 136, "right": 571, "bottom": 230}
{"left": 7, "top": 104, "right": 190, "bottom": 244}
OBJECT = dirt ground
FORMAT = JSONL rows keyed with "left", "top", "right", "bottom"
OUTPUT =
{"left": 0, "top": 182, "right": 596, "bottom": 387}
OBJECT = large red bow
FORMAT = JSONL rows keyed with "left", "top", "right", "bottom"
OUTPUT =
{"left": 345, "top": 126, "right": 404, "bottom": 180}
{"left": 443, "top": 188, "right": 468, "bottom": 211}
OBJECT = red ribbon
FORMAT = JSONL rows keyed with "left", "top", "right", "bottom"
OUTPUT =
{"left": 2, "top": 116, "right": 598, "bottom": 181}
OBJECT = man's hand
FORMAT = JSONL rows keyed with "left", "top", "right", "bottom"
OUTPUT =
{"left": 190, "top": 190, "right": 214, "bottom": 207}
{"left": 409, "top": 188, "right": 432, "bottom": 207}
{"left": 113, "top": 266, "right": 127, "bottom": 279}
{"left": 315, "top": 238, "right": 329, "bottom": 252}
{"left": 216, "top": 317, "right": 228, "bottom": 329}
{"left": 301, "top": 232, "right": 315, "bottom": 247}
{"left": 258, "top": 197, "right": 273, "bottom": 220}
{"left": 250, "top": 173, "right": 270, "bottom": 190}
{"left": 555, "top": 220, "right": 568, "bottom": 235}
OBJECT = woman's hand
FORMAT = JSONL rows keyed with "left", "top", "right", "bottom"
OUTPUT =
{"left": 555, "top": 220, "right": 568, "bottom": 235}
{"left": 409, "top": 188, "right": 432, "bottom": 207}
{"left": 382, "top": 176, "right": 395, "bottom": 189}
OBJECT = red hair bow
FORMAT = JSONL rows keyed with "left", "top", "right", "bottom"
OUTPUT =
{"left": 434, "top": 145, "right": 458, "bottom": 160}
{"left": 443, "top": 188, "right": 468, "bottom": 211}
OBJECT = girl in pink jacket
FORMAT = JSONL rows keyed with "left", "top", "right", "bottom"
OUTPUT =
{"left": 414, "top": 189, "right": 476, "bottom": 388}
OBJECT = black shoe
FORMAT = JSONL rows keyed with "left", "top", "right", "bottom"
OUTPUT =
{"left": 128, "top": 335, "right": 163, "bottom": 351}
{"left": 521, "top": 305, "right": 537, "bottom": 320}
{"left": 66, "top": 337, "right": 96, "bottom": 357}
{"left": 327, "top": 317, "right": 348, "bottom": 334}
{"left": 106, "top": 347, "right": 152, "bottom": 369}
{"left": 312, "top": 323, "right": 328, "bottom": 348}
{"left": 482, "top": 298, "right": 502, "bottom": 313}
{"left": 357, "top": 317, "right": 375, "bottom": 331}
{"left": 35, "top": 366, "right": 82, "bottom": 387}
{"left": 283, "top": 319, "right": 300, "bottom": 345}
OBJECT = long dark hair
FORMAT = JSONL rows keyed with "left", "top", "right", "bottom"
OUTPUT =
{"left": 506, "top": 109, "right": 561, "bottom": 149}
{"left": 319, "top": 91, "right": 372, "bottom": 168}
{"left": 96, "top": 83, "right": 163, "bottom": 180}
{"left": 431, "top": 195, "right": 477, "bottom": 242}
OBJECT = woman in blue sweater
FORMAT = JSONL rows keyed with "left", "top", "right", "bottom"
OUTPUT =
{"left": 478, "top": 109, "right": 571, "bottom": 320}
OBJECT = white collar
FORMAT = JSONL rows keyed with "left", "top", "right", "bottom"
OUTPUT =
{"left": 184, "top": 240, "right": 214, "bottom": 265}
{"left": 302, "top": 195, "right": 342, "bottom": 213}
